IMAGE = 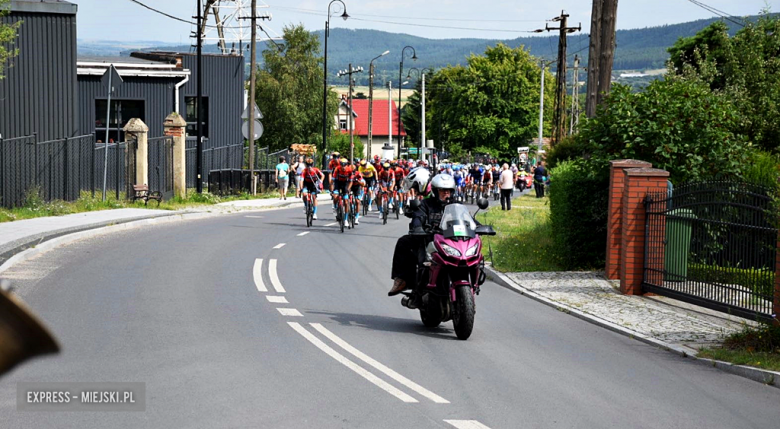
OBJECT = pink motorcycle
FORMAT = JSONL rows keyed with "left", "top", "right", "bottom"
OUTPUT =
{"left": 401, "top": 199, "right": 495, "bottom": 340}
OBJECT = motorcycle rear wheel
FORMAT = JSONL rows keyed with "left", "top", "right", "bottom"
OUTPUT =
{"left": 452, "top": 287, "right": 475, "bottom": 340}
{"left": 419, "top": 295, "right": 442, "bottom": 328}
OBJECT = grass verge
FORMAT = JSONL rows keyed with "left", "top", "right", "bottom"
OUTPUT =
{"left": 698, "top": 323, "right": 780, "bottom": 372}
{"left": 477, "top": 192, "right": 566, "bottom": 272}
{"left": 0, "top": 188, "right": 281, "bottom": 223}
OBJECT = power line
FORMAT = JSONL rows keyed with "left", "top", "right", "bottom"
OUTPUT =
{"left": 685, "top": 0, "right": 746, "bottom": 28}
{"left": 125, "top": 0, "right": 265, "bottom": 31}
{"left": 267, "top": 4, "right": 553, "bottom": 23}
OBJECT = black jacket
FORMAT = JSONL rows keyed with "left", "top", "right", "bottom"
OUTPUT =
{"left": 409, "top": 197, "right": 446, "bottom": 231}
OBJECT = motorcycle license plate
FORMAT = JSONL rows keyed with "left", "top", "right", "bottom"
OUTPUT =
{"left": 453, "top": 225, "right": 467, "bottom": 237}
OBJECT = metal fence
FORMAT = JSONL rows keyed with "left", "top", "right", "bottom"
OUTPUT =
{"left": 148, "top": 136, "right": 174, "bottom": 200}
{"left": 643, "top": 181, "right": 777, "bottom": 322}
{"left": 93, "top": 141, "right": 130, "bottom": 200}
{"left": 1, "top": 134, "right": 96, "bottom": 208}
{"left": 186, "top": 137, "right": 244, "bottom": 189}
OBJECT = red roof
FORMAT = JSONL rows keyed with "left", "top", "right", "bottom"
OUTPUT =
{"left": 348, "top": 99, "right": 406, "bottom": 137}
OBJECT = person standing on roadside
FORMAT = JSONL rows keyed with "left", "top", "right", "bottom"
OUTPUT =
{"left": 499, "top": 163, "right": 515, "bottom": 210}
{"left": 291, "top": 155, "right": 305, "bottom": 198}
{"left": 533, "top": 161, "right": 547, "bottom": 198}
{"left": 275, "top": 156, "right": 290, "bottom": 200}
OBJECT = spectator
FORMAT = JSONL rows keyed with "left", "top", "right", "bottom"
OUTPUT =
{"left": 533, "top": 161, "right": 547, "bottom": 198}
{"left": 275, "top": 156, "right": 290, "bottom": 200}
{"left": 499, "top": 163, "right": 515, "bottom": 210}
{"left": 291, "top": 155, "right": 305, "bottom": 198}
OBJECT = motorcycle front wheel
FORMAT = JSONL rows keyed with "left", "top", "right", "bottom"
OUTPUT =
{"left": 452, "top": 287, "right": 475, "bottom": 340}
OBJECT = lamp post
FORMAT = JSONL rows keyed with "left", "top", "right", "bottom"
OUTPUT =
{"left": 368, "top": 50, "right": 390, "bottom": 159}
{"left": 337, "top": 64, "right": 364, "bottom": 162}
{"left": 406, "top": 67, "right": 434, "bottom": 162}
{"left": 397, "top": 45, "right": 417, "bottom": 158}
{"left": 322, "top": 0, "right": 349, "bottom": 162}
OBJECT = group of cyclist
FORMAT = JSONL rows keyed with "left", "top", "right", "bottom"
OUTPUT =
{"left": 296, "top": 149, "right": 521, "bottom": 226}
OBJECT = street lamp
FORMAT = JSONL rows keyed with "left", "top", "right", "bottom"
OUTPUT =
{"left": 322, "top": 0, "right": 349, "bottom": 164}
{"left": 368, "top": 50, "right": 390, "bottom": 159}
{"left": 397, "top": 45, "right": 417, "bottom": 158}
{"left": 406, "top": 67, "right": 434, "bottom": 161}
{"left": 537, "top": 59, "right": 556, "bottom": 154}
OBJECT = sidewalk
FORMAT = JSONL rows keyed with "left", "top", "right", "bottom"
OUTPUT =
{"left": 486, "top": 268, "right": 780, "bottom": 388}
{"left": 0, "top": 197, "right": 303, "bottom": 270}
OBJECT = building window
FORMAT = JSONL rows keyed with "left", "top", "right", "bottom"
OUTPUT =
{"left": 339, "top": 119, "right": 347, "bottom": 131}
{"left": 185, "top": 97, "right": 209, "bottom": 137}
{"left": 95, "top": 100, "right": 144, "bottom": 142}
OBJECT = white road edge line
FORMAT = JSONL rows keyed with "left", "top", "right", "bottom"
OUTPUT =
{"left": 297, "top": 231, "right": 310, "bottom": 236}
{"left": 253, "top": 259, "right": 267, "bottom": 293}
{"left": 444, "top": 420, "right": 492, "bottom": 429}
{"left": 268, "top": 259, "right": 286, "bottom": 293}
{"left": 311, "top": 323, "right": 450, "bottom": 404}
{"left": 266, "top": 296, "right": 288, "bottom": 304}
{"left": 277, "top": 308, "right": 303, "bottom": 317}
{"left": 288, "top": 322, "right": 418, "bottom": 403}
{"left": 245, "top": 215, "right": 264, "bottom": 218}
{"left": 273, "top": 243, "right": 286, "bottom": 249}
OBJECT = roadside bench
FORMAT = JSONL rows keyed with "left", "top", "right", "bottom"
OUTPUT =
{"left": 131, "top": 184, "right": 162, "bottom": 206}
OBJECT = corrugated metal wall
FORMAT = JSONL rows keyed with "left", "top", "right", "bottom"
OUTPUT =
{"left": 0, "top": 9, "right": 78, "bottom": 141}
{"left": 179, "top": 54, "right": 244, "bottom": 147}
{"left": 77, "top": 76, "right": 178, "bottom": 138}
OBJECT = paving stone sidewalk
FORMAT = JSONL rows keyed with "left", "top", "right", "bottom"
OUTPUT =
{"left": 501, "top": 271, "right": 755, "bottom": 351}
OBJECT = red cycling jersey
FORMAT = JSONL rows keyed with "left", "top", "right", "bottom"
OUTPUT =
{"left": 378, "top": 170, "right": 394, "bottom": 183}
{"left": 328, "top": 158, "right": 340, "bottom": 172}
{"left": 333, "top": 165, "right": 354, "bottom": 182}
{"left": 302, "top": 167, "right": 322, "bottom": 183}
{"left": 392, "top": 167, "right": 405, "bottom": 183}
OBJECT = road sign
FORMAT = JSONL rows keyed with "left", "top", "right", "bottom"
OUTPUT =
{"left": 241, "top": 103, "right": 263, "bottom": 120}
{"left": 242, "top": 120, "right": 263, "bottom": 140}
{"left": 100, "top": 64, "right": 123, "bottom": 93}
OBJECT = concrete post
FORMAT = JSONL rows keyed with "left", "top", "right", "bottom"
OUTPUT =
{"left": 605, "top": 159, "right": 652, "bottom": 280}
{"left": 164, "top": 112, "right": 187, "bottom": 198}
{"left": 123, "top": 118, "right": 149, "bottom": 188}
{"left": 619, "top": 167, "right": 670, "bottom": 295}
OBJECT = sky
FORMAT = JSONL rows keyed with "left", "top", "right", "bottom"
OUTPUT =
{"left": 71, "top": 0, "right": 776, "bottom": 43}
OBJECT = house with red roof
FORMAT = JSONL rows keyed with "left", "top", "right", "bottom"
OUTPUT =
{"left": 336, "top": 95, "right": 407, "bottom": 159}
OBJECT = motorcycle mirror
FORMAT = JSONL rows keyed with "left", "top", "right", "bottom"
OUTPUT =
{"left": 477, "top": 198, "right": 489, "bottom": 210}
{"left": 409, "top": 199, "right": 421, "bottom": 210}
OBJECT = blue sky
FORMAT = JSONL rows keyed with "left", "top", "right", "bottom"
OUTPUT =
{"left": 71, "top": 0, "right": 776, "bottom": 43}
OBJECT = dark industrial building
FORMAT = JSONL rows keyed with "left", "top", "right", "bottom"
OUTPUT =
{"left": 0, "top": 0, "right": 78, "bottom": 141}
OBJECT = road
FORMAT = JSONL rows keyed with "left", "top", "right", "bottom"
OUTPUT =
{"left": 1, "top": 203, "right": 779, "bottom": 428}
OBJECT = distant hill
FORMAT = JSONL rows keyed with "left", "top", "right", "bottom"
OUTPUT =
{"left": 104, "top": 14, "right": 774, "bottom": 85}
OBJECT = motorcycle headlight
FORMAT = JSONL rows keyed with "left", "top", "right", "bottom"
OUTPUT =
{"left": 440, "top": 243, "right": 462, "bottom": 257}
{"left": 465, "top": 243, "right": 479, "bottom": 257}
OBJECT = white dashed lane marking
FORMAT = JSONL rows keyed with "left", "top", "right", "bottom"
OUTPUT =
{"left": 288, "top": 322, "right": 418, "bottom": 403}
{"left": 252, "top": 259, "right": 267, "bottom": 293}
{"left": 297, "top": 232, "right": 309, "bottom": 236}
{"left": 325, "top": 222, "right": 337, "bottom": 227}
{"left": 245, "top": 215, "right": 264, "bottom": 219}
{"left": 266, "top": 296, "right": 288, "bottom": 304}
{"left": 277, "top": 308, "right": 303, "bottom": 317}
{"left": 268, "top": 259, "right": 286, "bottom": 293}
{"left": 311, "top": 323, "right": 449, "bottom": 404}
{"left": 273, "top": 243, "right": 286, "bottom": 249}
{"left": 444, "top": 420, "right": 492, "bottom": 429}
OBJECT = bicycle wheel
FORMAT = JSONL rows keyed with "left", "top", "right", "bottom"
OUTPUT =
{"left": 348, "top": 199, "right": 355, "bottom": 229}
{"left": 338, "top": 201, "right": 345, "bottom": 233}
{"left": 305, "top": 197, "right": 312, "bottom": 227}
{"left": 362, "top": 192, "right": 369, "bottom": 216}
{"left": 382, "top": 199, "right": 389, "bottom": 225}
{"left": 395, "top": 197, "right": 400, "bottom": 219}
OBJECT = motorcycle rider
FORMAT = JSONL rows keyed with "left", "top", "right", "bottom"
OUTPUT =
{"left": 388, "top": 174, "right": 457, "bottom": 296}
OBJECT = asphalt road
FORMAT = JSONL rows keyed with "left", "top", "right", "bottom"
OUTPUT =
{"left": 1, "top": 202, "right": 779, "bottom": 428}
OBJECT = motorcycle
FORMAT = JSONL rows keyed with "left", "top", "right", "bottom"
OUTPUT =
{"left": 399, "top": 198, "right": 495, "bottom": 340}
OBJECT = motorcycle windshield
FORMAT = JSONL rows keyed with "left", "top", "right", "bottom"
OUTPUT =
{"left": 439, "top": 204, "right": 477, "bottom": 238}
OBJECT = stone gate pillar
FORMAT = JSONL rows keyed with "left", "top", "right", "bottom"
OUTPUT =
{"left": 606, "top": 159, "right": 652, "bottom": 280}
{"left": 123, "top": 118, "right": 148, "bottom": 188}
{"left": 620, "top": 167, "right": 670, "bottom": 295}
{"left": 164, "top": 113, "right": 187, "bottom": 198}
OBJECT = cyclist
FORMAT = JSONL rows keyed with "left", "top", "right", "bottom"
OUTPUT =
{"left": 491, "top": 165, "right": 501, "bottom": 197}
{"left": 453, "top": 165, "right": 465, "bottom": 201}
{"left": 330, "top": 157, "right": 354, "bottom": 219}
{"left": 358, "top": 159, "right": 378, "bottom": 211}
{"left": 468, "top": 163, "right": 482, "bottom": 198}
{"left": 390, "top": 160, "right": 407, "bottom": 211}
{"left": 327, "top": 151, "right": 341, "bottom": 172}
{"left": 301, "top": 157, "right": 324, "bottom": 220}
{"left": 377, "top": 162, "right": 395, "bottom": 217}
{"left": 350, "top": 169, "right": 366, "bottom": 225}
{"left": 480, "top": 164, "right": 493, "bottom": 197}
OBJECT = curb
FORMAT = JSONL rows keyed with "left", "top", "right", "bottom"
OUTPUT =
{"left": 0, "top": 202, "right": 303, "bottom": 276}
{"left": 483, "top": 265, "right": 780, "bottom": 390}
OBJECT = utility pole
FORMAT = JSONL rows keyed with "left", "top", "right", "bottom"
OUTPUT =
{"left": 337, "top": 65, "right": 363, "bottom": 161}
{"left": 586, "top": 0, "right": 619, "bottom": 117}
{"left": 544, "top": 10, "right": 581, "bottom": 148}
{"left": 196, "top": 0, "right": 204, "bottom": 193}
{"left": 388, "top": 80, "right": 392, "bottom": 153}
{"left": 238, "top": 1, "right": 271, "bottom": 195}
{"left": 368, "top": 62, "right": 375, "bottom": 159}
{"left": 570, "top": 54, "right": 581, "bottom": 135}
{"left": 538, "top": 60, "right": 546, "bottom": 154}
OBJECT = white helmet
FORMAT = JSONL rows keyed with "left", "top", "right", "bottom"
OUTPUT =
{"left": 402, "top": 166, "right": 431, "bottom": 193}
{"left": 430, "top": 173, "right": 456, "bottom": 200}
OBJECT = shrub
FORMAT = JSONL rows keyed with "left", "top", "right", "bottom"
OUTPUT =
{"left": 548, "top": 161, "right": 610, "bottom": 270}
{"left": 742, "top": 150, "right": 779, "bottom": 191}
{"left": 546, "top": 135, "right": 588, "bottom": 169}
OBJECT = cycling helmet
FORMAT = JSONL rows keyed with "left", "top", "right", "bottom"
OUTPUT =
{"left": 391, "top": 160, "right": 398, "bottom": 168}
{"left": 332, "top": 151, "right": 340, "bottom": 156}
{"left": 339, "top": 157, "right": 348, "bottom": 166}
{"left": 430, "top": 173, "right": 456, "bottom": 202}
{"left": 359, "top": 159, "right": 367, "bottom": 166}
{"left": 401, "top": 166, "right": 431, "bottom": 194}
{"left": 383, "top": 162, "right": 391, "bottom": 169}
{"left": 305, "top": 157, "right": 314, "bottom": 166}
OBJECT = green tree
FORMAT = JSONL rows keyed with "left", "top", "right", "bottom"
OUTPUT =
{"left": 327, "top": 130, "right": 364, "bottom": 160}
{"left": 253, "top": 24, "right": 338, "bottom": 152}
{"left": 426, "top": 43, "right": 554, "bottom": 159}
{"left": 400, "top": 79, "right": 423, "bottom": 153}
{"left": 0, "top": 0, "right": 21, "bottom": 80}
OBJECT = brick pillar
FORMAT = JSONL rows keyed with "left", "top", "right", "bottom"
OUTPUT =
{"left": 605, "top": 159, "right": 652, "bottom": 279}
{"left": 619, "top": 168, "right": 670, "bottom": 295}
{"left": 123, "top": 118, "right": 149, "bottom": 187}
{"left": 163, "top": 113, "right": 187, "bottom": 198}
